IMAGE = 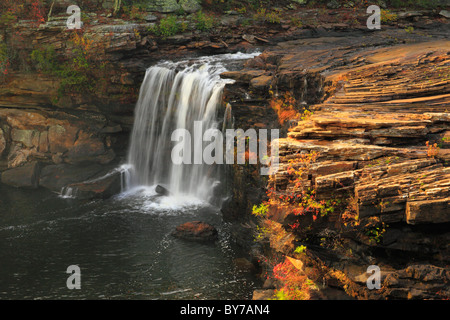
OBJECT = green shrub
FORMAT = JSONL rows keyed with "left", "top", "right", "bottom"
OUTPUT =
{"left": 30, "top": 35, "right": 99, "bottom": 98}
{"left": 264, "top": 9, "right": 281, "bottom": 24}
{"left": 0, "top": 11, "right": 17, "bottom": 25}
{"left": 30, "top": 45, "right": 59, "bottom": 74}
{"left": 194, "top": 11, "right": 215, "bottom": 31}
{"left": 150, "top": 15, "right": 182, "bottom": 38}
{"left": 253, "top": 7, "right": 281, "bottom": 24}
{"left": 0, "top": 42, "right": 9, "bottom": 79}
{"left": 380, "top": 9, "right": 398, "bottom": 24}
{"left": 294, "top": 245, "right": 307, "bottom": 254}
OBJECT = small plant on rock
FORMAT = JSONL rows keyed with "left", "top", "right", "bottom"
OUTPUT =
{"left": 194, "top": 10, "right": 215, "bottom": 31}
{"left": 426, "top": 141, "right": 439, "bottom": 158}
{"left": 252, "top": 202, "right": 269, "bottom": 217}
{"left": 150, "top": 15, "right": 183, "bottom": 39}
{"left": 380, "top": 9, "right": 398, "bottom": 24}
{"left": 271, "top": 257, "right": 314, "bottom": 300}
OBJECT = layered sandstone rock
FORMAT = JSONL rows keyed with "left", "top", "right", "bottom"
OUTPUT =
{"left": 0, "top": 107, "right": 120, "bottom": 190}
{"left": 222, "top": 34, "right": 450, "bottom": 299}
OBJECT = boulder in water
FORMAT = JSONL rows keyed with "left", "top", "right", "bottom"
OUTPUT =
{"left": 39, "top": 163, "right": 105, "bottom": 192}
{"left": 233, "top": 258, "right": 257, "bottom": 273}
{"left": 1, "top": 161, "right": 41, "bottom": 189}
{"left": 172, "top": 221, "right": 218, "bottom": 242}
{"left": 64, "top": 170, "right": 122, "bottom": 200}
{"left": 155, "top": 184, "right": 170, "bottom": 196}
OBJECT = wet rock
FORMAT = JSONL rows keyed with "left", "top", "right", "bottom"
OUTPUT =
{"left": 220, "top": 69, "right": 265, "bottom": 82}
{"left": 250, "top": 75, "right": 273, "bottom": 91}
{"left": 155, "top": 184, "right": 170, "bottom": 196}
{"left": 172, "top": 221, "right": 218, "bottom": 242}
{"left": 1, "top": 161, "right": 41, "bottom": 188}
{"left": 100, "top": 124, "right": 122, "bottom": 134}
{"left": 39, "top": 163, "right": 104, "bottom": 192}
{"left": 233, "top": 258, "right": 257, "bottom": 273}
{"left": 65, "top": 170, "right": 122, "bottom": 200}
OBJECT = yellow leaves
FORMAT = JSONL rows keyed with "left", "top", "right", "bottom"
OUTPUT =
{"left": 380, "top": 9, "right": 398, "bottom": 23}
{"left": 425, "top": 140, "right": 439, "bottom": 158}
{"left": 70, "top": 32, "right": 94, "bottom": 54}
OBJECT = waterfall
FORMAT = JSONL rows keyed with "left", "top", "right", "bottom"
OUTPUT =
{"left": 60, "top": 186, "right": 78, "bottom": 199}
{"left": 125, "top": 52, "right": 259, "bottom": 202}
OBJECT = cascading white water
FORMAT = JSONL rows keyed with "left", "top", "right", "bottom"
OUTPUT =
{"left": 125, "top": 52, "right": 259, "bottom": 201}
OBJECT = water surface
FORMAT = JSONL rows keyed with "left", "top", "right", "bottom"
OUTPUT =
{"left": 0, "top": 184, "right": 258, "bottom": 300}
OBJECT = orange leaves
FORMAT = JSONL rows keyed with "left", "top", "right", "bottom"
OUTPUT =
{"left": 278, "top": 109, "right": 298, "bottom": 124}
{"left": 30, "top": 0, "right": 45, "bottom": 26}
{"left": 425, "top": 141, "right": 439, "bottom": 158}
{"left": 70, "top": 32, "right": 94, "bottom": 54}
{"left": 269, "top": 91, "right": 299, "bottom": 125}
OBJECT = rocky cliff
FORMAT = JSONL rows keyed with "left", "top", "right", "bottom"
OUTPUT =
{"left": 1, "top": 1, "right": 449, "bottom": 299}
{"left": 220, "top": 24, "right": 449, "bottom": 299}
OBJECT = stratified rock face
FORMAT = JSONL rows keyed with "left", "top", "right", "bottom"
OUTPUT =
{"left": 171, "top": 221, "right": 218, "bottom": 242}
{"left": 0, "top": 107, "right": 119, "bottom": 190}
{"left": 228, "top": 36, "right": 450, "bottom": 300}
{"left": 274, "top": 40, "right": 450, "bottom": 228}
{"left": 406, "top": 199, "right": 450, "bottom": 225}
{"left": 54, "top": 0, "right": 199, "bottom": 13}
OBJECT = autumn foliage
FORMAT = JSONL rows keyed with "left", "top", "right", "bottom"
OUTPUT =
{"left": 254, "top": 150, "right": 343, "bottom": 299}
{"left": 0, "top": 0, "right": 46, "bottom": 26}
{"left": 272, "top": 258, "right": 314, "bottom": 300}
{"left": 269, "top": 91, "right": 299, "bottom": 125}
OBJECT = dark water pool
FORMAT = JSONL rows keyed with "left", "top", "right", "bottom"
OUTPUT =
{"left": 0, "top": 184, "right": 258, "bottom": 300}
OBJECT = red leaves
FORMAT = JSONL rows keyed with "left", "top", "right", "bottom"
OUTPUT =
{"left": 1, "top": 0, "right": 46, "bottom": 27}
{"left": 272, "top": 258, "right": 311, "bottom": 300}
{"left": 30, "top": 0, "right": 45, "bottom": 26}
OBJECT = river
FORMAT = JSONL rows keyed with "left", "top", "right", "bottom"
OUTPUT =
{"left": 0, "top": 183, "right": 259, "bottom": 299}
